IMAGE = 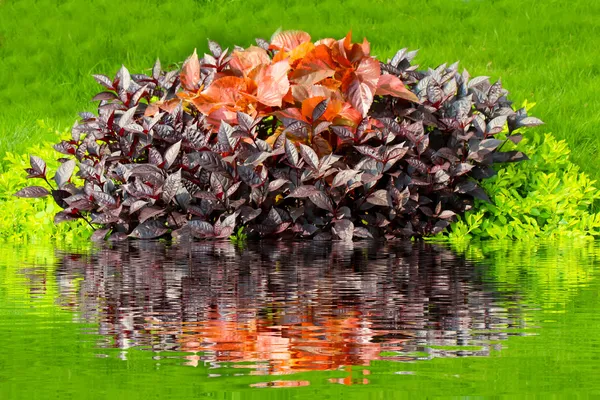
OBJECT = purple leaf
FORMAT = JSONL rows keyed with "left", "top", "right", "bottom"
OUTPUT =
{"left": 14, "top": 186, "right": 50, "bottom": 198}
{"left": 332, "top": 219, "right": 354, "bottom": 241}
{"left": 288, "top": 185, "right": 321, "bottom": 198}
{"left": 129, "top": 220, "right": 168, "bottom": 239}
{"left": 366, "top": 190, "right": 391, "bottom": 207}
{"left": 54, "top": 160, "right": 76, "bottom": 188}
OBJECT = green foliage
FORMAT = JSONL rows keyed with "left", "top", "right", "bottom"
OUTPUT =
{"left": 447, "top": 105, "right": 600, "bottom": 242}
{"left": 229, "top": 226, "right": 248, "bottom": 244}
{"left": 0, "top": 122, "right": 92, "bottom": 244}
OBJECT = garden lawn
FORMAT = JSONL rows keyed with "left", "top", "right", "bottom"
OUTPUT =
{"left": 1, "top": 0, "right": 599, "bottom": 177}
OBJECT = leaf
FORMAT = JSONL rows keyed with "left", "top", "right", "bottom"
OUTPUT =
{"left": 189, "top": 220, "right": 215, "bottom": 238}
{"left": 309, "top": 191, "right": 334, "bottom": 212}
{"left": 236, "top": 111, "right": 255, "bottom": 132}
{"left": 376, "top": 74, "right": 419, "bottom": 102}
{"left": 330, "top": 125, "right": 354, "bottom": 140}
{"left": 347, "top": 73, "right": 375, "bottom": 117}
{"left": 270, "top": 30, "right": 311, "bottom": 51}
{"left": 237, "top": 165, "right": 263, "bottom": 187}
{"left": 51, "top": 189, "right": 71, "bottom": 208}
{"left": 116, "top": 66, "right": 132, "bottom": 93}
{"left": 29, "top": 155, "right": 46, "bottom": 176}
{"left": 54, "top": 211, "right": 80, "bottom": 224}
{"left": 486, "top": 115, "right": 507, "bottom": 135}
{"left": 14, "top": 186, "right": 50, "bottom": 198}
{"left": 452, "top": 163, "right": 475, "bottom": 177}
{"left": 181, "top": 49, "right": 200, "bottom": 91}
{"left": 129, "top": 200, "right": 148, "bottom": 214}
{"left": 92, "top": 74, "right": 114, "bottom": 90}
{"left": 284, "top": 139, "right": 300, "bottom": 168}
{"left": 268, "top": 178, "right": 289, "bottom": 192}
{"left": 312, "top": 99, "right": 329, "bottom": 121}
{"left": 152, "top": 58, "right": 162, "bottom": 80}
{"left": 217, "top": 121, "right": 237, "bottom": 151}
{"left": 129, "top": 220, "right": 169, "bottom": 239}
{"left": 288, "top": 185, "right": 320, "bottom": 198}
{"left": 54, "top": 159, "right": 76, "bottom": 188}
{"left": 332, "top": 219, "right": 354, "bottom": 241}
{"left": 493, "top": 151, "right": 529, "bottom": 163}
{"left": 467, "top": 76, "right": 490, "bottom": 89}
{"left": 331, "top": 169, "right": 360, "bottom": 188}
{"left": 353, "top": 226, "right": 374, "bottom": 239}
{"left": 517, "top": 116, "right": 544, "bottom": 128}
{"left": 239, "top": 206, "right": 262, "bottom": 223}
{"left": 208, "top": 39, "right": 223, "bottom": 58}
{"left": 162, "top": 169, "right": 182, "bottom": 203}
{"left": 119, "top": 105, "right": 138, "bottom": 128}
{"left": 164, "top": 140, "right": 181, "bottom": 170}
{"left": 92, "top": 191, "right": 117, "bottom": 207}
{"left": 139, "top": 206, "right": 165, "bottom": 223}
{"left": 298, "top": 143, "right": 319, "bottom": 170}
{"left": 438, "top": 210, "right": 456, "bottom": 220}
{"left": 366, "top": 189, "right": 390, "bottom": 207}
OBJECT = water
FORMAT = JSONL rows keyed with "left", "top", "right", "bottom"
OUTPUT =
{"left": 0, "top": 240, "right": 599, "bottom": 398}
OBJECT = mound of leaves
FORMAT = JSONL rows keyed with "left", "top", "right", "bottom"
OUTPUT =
{"left": 15, "top": 30, "right": 543, "bottom": 241}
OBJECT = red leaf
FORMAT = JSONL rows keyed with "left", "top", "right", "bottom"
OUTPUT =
{"left": 180, "top": 49, "right": 200, "bottom": 91}
{"left": 375, "top": 74, "right": 419, "bottom": 102}
{"left": 270, "top": 30, "right": 312, "bottom": 52}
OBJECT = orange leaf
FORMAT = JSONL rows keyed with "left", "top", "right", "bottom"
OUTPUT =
{"left": 229, "top": 46, "right": 271, "bottom": 77}
{"left": 375, "top": 74, "right": 420, "bottom": 102}
{"left": 334, "top": 102, "right": 363, "bottom": 127}
{"left": 201, "top": 76, "right": 247, "bottom": 105}
{"left": 287, "top": 41, "right": 315, "bottom": 64}
{"left": 314, "top": 38, "right": 336, "bottom": 48}
{"left": 355, "top": 56, "right": 380, "bottom": 90}
{"left": 273, "top": 107, "right": 306, "bottom": 122}
{"left": 343, "top": 57, "right": 380, "bottom": 117}
{"left": 270, "top": 30, "right": 312, "bottom": 52}
{"left": 180, "top": 49, "right": 200, "bottom": 91}
{"left": 159, "top": 98, "right": 182, "bottom": 114}
{"left": 290, "top": 44, "right": 337, "bottom": 86}
{"left": 255, "top": 60, "right": 291, "bottom": 107}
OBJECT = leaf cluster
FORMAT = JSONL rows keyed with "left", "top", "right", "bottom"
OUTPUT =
{"left": 14, "top": 31, "right": 543, "bottom": 240}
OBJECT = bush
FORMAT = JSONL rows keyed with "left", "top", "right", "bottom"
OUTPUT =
{"left": 1, "top": 122, "right": 91, "bottom": 243}
{"left": 447, "top": 112, "right": 600, "bottom": 241}
{"left": 15, "top": 30, "right": 543, "bottom": 241}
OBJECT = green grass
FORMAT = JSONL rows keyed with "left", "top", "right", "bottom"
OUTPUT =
{"left": 1, "top": 0, "right": 599, "bottom": 175}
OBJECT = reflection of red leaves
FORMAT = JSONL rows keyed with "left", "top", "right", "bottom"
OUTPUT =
{"left": 376, "top": 74, "right": 420, "bottom": 103}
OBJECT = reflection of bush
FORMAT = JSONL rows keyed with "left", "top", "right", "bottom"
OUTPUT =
{"left": 54, "top": 241, "right": 523, "bottom": 373}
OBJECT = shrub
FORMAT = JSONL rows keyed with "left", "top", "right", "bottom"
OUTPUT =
{"left": 446, "top": 112, "right": 600, "bottom": 241}
{"left": 14, "top": 30, "right": 543, "bottom": 241}
{"left": 0, "top": 122, "right": 91, "bottom": 243}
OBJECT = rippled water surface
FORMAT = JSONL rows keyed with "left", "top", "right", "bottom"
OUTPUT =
{"left": 1, "top": 240, "right": 599, "bottom": 398}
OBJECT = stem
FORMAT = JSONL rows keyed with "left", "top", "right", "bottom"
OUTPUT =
{"left": 43, "top": 177, "right": 55, "bottom": 191}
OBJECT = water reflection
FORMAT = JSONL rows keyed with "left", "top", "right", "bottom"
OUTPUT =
{"left": 54, "top": 241, "right": 528, "bottom": 375}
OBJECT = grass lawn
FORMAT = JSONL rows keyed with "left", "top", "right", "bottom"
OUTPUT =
{"left": 1, "top": 0, "right": 599, "bottom": 176}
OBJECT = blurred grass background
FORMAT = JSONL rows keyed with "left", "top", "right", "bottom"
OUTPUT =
{"left": 1, "top": 0, "right": 599, "bottom": 175}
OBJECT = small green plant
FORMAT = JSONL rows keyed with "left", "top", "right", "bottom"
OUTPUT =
{"left": 0, "top": 122, "right": 91, "bottom": 243}
{"left": 229, "top": 226, "right": 248, "bottom": 244}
